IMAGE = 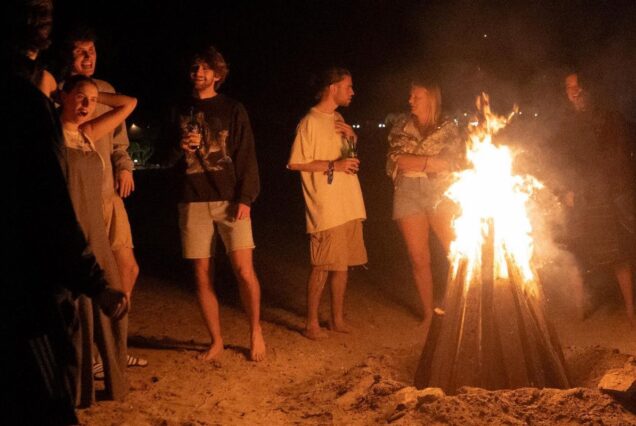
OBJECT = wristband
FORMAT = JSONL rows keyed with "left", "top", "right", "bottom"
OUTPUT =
{"left": 327, "top": 160, "right": 335, "bottom": 184}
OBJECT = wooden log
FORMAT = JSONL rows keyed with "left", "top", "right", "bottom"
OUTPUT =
{"left": 415, "top": 258, "right": 467, "bottom": 389}
{"left": 492, "top": 276, "right": 532, "bottom": 387}
{"left": 479, "top": 219, "right": 507, "bottom": 389}
{"left": 415, "top": 223, "right": 570, "bottom": 393}
{"left": 504, "top": 253, "right": 570, "bottom": 388}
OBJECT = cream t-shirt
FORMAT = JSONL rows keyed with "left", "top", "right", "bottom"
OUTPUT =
{"left": 288, "top": 108, "right": 366, "bottom": 233}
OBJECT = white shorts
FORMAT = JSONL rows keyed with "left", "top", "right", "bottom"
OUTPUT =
{"left": 178, "top": 201, "right": 255, "bottom": 259}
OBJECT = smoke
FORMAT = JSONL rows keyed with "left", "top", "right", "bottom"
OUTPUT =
{"left": 526, "top": 184, "right": 585, "bottom": 306}
{"left": 389, "top": 1, "right": 634, "bottom": 313}
{"left": 400, "top": 0, "right": 636, "bottom": 122}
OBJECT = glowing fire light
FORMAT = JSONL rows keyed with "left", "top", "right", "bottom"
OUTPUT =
{"left": 446, "top": 94, "right": 543, "bottom": 295}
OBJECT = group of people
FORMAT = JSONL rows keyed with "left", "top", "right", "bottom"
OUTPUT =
{"left": 45, "top": 28, "right": 145, "bottom": 407}
{"left": 5, "top": 0, "right": 635, "bottom": 424}
{"left": 5, "top": 0, "right": 129, "bottom": 424}
{"left": 287, "top": 68, "right": 636, "bottom": 339}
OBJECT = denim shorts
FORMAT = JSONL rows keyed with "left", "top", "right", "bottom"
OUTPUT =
{"left": 392, "top": 175, "right": 449, "bottom": 220}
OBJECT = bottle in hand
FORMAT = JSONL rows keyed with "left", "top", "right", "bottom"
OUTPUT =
{"left": 185, "top": 107, "right": 202, "bottom": 150}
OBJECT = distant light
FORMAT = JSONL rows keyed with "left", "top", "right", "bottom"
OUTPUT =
{"left": 533, "top": 112, "right": 539, "bottom": 117}
{"left": 518, "top": 111, "right": 523, "bottom": 115}
{"left": 469, "top": 121, "right": 479, "bottom": 126}
{"left": 483, "top": 34, "right": 488, "bottom": 38}
{"left": 463, "top": 113, "right": 468, "bottom": 117}
{"left": 133, "top": 159, "right": 139, "bottom": 163}
{"left": 352, "top": 124, "right": 361, "bottom": 129}
{"left": 377, "top": 123, "right": 386, "bottom": 128}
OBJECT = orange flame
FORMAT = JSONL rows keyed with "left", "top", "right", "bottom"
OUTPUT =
{"left": 446, "top": 94, "right": 543, "bottom": 295}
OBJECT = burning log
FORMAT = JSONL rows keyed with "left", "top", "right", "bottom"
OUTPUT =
{"left": 415, "top": 221, "right": 570, "bottom": 393}
{"left": 415, "top": 94, "right": 570, "bottom": 393}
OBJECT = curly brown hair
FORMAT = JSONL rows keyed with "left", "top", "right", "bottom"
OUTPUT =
{"left": 191, "top": 45, "right": 229, "bottom": 90}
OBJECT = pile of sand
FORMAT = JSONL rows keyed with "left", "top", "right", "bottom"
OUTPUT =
{"left": 278, "top": 348, "right": 636, "bottom": 425}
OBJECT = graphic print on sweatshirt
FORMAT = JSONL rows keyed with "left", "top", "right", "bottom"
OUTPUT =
{"left": 180, "top": 112, "right": 232, "bottom": 174}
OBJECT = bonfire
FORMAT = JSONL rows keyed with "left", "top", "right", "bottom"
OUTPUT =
{"left": 415, "top": 94, "right": 570, "bottom": 393}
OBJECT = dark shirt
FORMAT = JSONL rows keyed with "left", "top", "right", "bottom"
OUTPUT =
{"left": 551, "top": 107, "right": 633, "bottom": 202}
{"left": 2, "top": 49, "right": 106, "bottom": 426}
{"left": 3, "top": 54, "right": 106, "bottom": 331}
{"left": 171, "top": 94, "right": 260, "bottom": 206}
{"left": 548, "top": 106, "right": 635, "bottom": 267}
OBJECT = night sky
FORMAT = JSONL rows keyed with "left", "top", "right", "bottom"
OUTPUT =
{"left": 47, "top": 0, "right": 636, "bottom": 154}
{"left": 53, "top": 0, "right": 636, "bottom": 117}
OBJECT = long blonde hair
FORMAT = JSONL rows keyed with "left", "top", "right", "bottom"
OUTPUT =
{"left": 412, "top": 79, "right": 442, "bottom": 129}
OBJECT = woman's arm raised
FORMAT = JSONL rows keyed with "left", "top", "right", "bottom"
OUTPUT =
{"left": 81, "top": 92, "right": 137, "bottom": 142}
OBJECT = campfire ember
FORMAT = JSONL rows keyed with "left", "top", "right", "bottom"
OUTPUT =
{"left": 415, "top": 94, "right": 570, "bottom": 393}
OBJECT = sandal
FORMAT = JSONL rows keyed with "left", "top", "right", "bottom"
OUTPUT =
{"left": 93, "top": 362, "right": 104, "bottom": 380}
{"left": 127, "top": 354, "right": 148, "bottom": 367}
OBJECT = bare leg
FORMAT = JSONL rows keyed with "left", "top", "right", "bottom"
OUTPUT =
{"left": 113, "top": 247, "right": 145, "bottom": 366}
{"left": 329, "top": 270, "right": 352, "bottom": 333}
{"left": 113, "top": 247, "right": 139, "bottom": 303}
{"left": 428, "top": 200, "right": 456, "bottom": 253}
{"left": 614, "top": 262, "right": 634, "bottom": 324}
{"left": 304, "top": 267, "right": 329, "bottom": 339}
{"left": 229, "top": 248, "right": 266, "bottom": 361}
{"left": 192, "top": 258, "right": 224, "bottom": 361}
{"left": 397, "top": 214, "right": 434, "bottom": 323}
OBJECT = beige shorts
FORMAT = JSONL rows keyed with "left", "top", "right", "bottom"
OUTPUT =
{"left": 310, "top": 219, "right": 367, "bottom": 271}
{"left": 104, "top": 195, "right": 134, "bottom": 251}
{"left": 178, "top": 201, "right": 255, "bottom": 259}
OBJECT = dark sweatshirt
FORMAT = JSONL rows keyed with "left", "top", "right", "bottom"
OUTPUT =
{"left": 172, "top": 94, "right": 260, "bottom": 206}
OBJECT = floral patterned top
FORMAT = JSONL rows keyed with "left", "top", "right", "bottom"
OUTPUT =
{"left": 386, "top": 113, "right": 463, "bottom": 181}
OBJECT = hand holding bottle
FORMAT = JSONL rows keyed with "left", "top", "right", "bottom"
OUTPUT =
{"left": 181, "top": 107, "right": 203, "bottom": 153}
{"left": 181, "top": 130, "right": 202, "bottom": 153}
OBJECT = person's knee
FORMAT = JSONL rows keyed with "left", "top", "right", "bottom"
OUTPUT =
{"left": 192, "top": 259, "right": 211, "bottom": 278}
{"left": 116, "top": 249, "right": 140, "bottom": 279}
{"left": 234, "top": 263, "right": 257, "bottom": 285}
{"left": 130, "top": 259, "right": 140, "bottom": 280}
{"left": 123, "top": 258, "right": 140, "bottom": 283}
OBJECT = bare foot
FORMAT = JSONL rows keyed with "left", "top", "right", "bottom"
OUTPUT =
{"left": 329, "top": 321, "right": 353, "bottom": 334}
{"left": 250, "top": 327, "right": 266, "bottom": 362}
{"left": 302, "top": 326, "right": 328, "bottom": 340}
{"left": 197, "top": 341, "right": 224, "bottom": 362}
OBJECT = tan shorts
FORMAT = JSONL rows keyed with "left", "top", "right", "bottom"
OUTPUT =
{"left": 178, "top": 201, "right": 255, "bottom": 259}
{"left": 104, "top": 195, "right": 134, "bottom": 251}
{"left": 310, "top": 219, "right": 367, "bottom": 271}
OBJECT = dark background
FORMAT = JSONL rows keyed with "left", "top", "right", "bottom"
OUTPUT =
{"left": 41, "top": 0, "right": 636, "bottom": 305}
{"left": 48, "top": 0, "right": 636, "bottom": 120}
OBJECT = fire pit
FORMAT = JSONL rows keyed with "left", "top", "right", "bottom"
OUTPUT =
{"left": 415, "top": 94, "right": 570, "bottom": 393}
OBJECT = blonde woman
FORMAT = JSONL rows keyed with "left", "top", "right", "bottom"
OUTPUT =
{"left": 387, "top": 77, "right": 463, "bottom": 333}
{"left": 59, "top": 74, "right": 136, "bottom": 405}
